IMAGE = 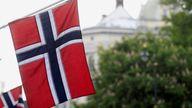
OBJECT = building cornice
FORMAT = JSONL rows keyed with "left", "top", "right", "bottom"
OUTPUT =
{"left": 82, "top": 27, "right": 136, "bottom": 36}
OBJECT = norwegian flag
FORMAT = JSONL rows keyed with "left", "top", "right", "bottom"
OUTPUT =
{"left": 9, "top": 0, "right": 95, "bottom": 108}
{"left": 0, "top": 86, "right": 24, "bottom": 108}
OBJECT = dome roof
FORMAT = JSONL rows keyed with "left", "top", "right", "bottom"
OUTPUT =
{"left": 97, "top": 6, "right": 137, "bottom": 29}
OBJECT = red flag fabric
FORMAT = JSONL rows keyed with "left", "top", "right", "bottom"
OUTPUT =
{"left": 0, "top": 86, "right": 24, "bottom": 108}
{"left": 9, "top": 0, "right": 95, "bottom": 108}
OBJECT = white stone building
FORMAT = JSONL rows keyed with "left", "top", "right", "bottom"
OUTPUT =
{"left": 82, "top": 0, "right": 170, "bottom": 73}
{"left": 82, "top": 0, "right": 137, "bottom": 73}
{"left": 138, "top": 0, "right": 170, "bottom": 33}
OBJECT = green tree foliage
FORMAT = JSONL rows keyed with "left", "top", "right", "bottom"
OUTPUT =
{"left": 161, "top": 0, "right": 192, "bottom": 47}
{"left": 74, "top": 34, "right": 192, "bottom": 108}
{"left": 161, "top": 0, "right": 192, "bottom": 11}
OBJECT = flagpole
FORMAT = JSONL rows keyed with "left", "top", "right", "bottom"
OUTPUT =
{"left": 0, "top": 0, "right": 67, "bottom": 30}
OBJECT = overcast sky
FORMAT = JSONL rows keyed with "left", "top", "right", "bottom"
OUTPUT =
{"left": 0, "top": 0, "right": 147, "bottom": 92}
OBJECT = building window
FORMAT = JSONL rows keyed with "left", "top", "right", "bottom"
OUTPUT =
{"left": 91, "top": 36, "right": 94, "bottom": 41}
{"left": 163, "top": 9, "right": 168, "bottom": 17}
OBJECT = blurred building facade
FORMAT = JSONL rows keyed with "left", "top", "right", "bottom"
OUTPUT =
{"left": 82, "top": 0, "right": 169, "bottom": 74}
{"left": 83, "top": 0, "right": 137, "bottom": 73}
{"left": 138, "top": 0, "right": 170, "bottom": 33}
{"left": 53, "top": 101, "right": 71, "bottom": 108}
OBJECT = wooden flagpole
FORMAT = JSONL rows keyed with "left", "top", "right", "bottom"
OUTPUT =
{"left": 0, "top": 0, "right": 67, "bottom": 30}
